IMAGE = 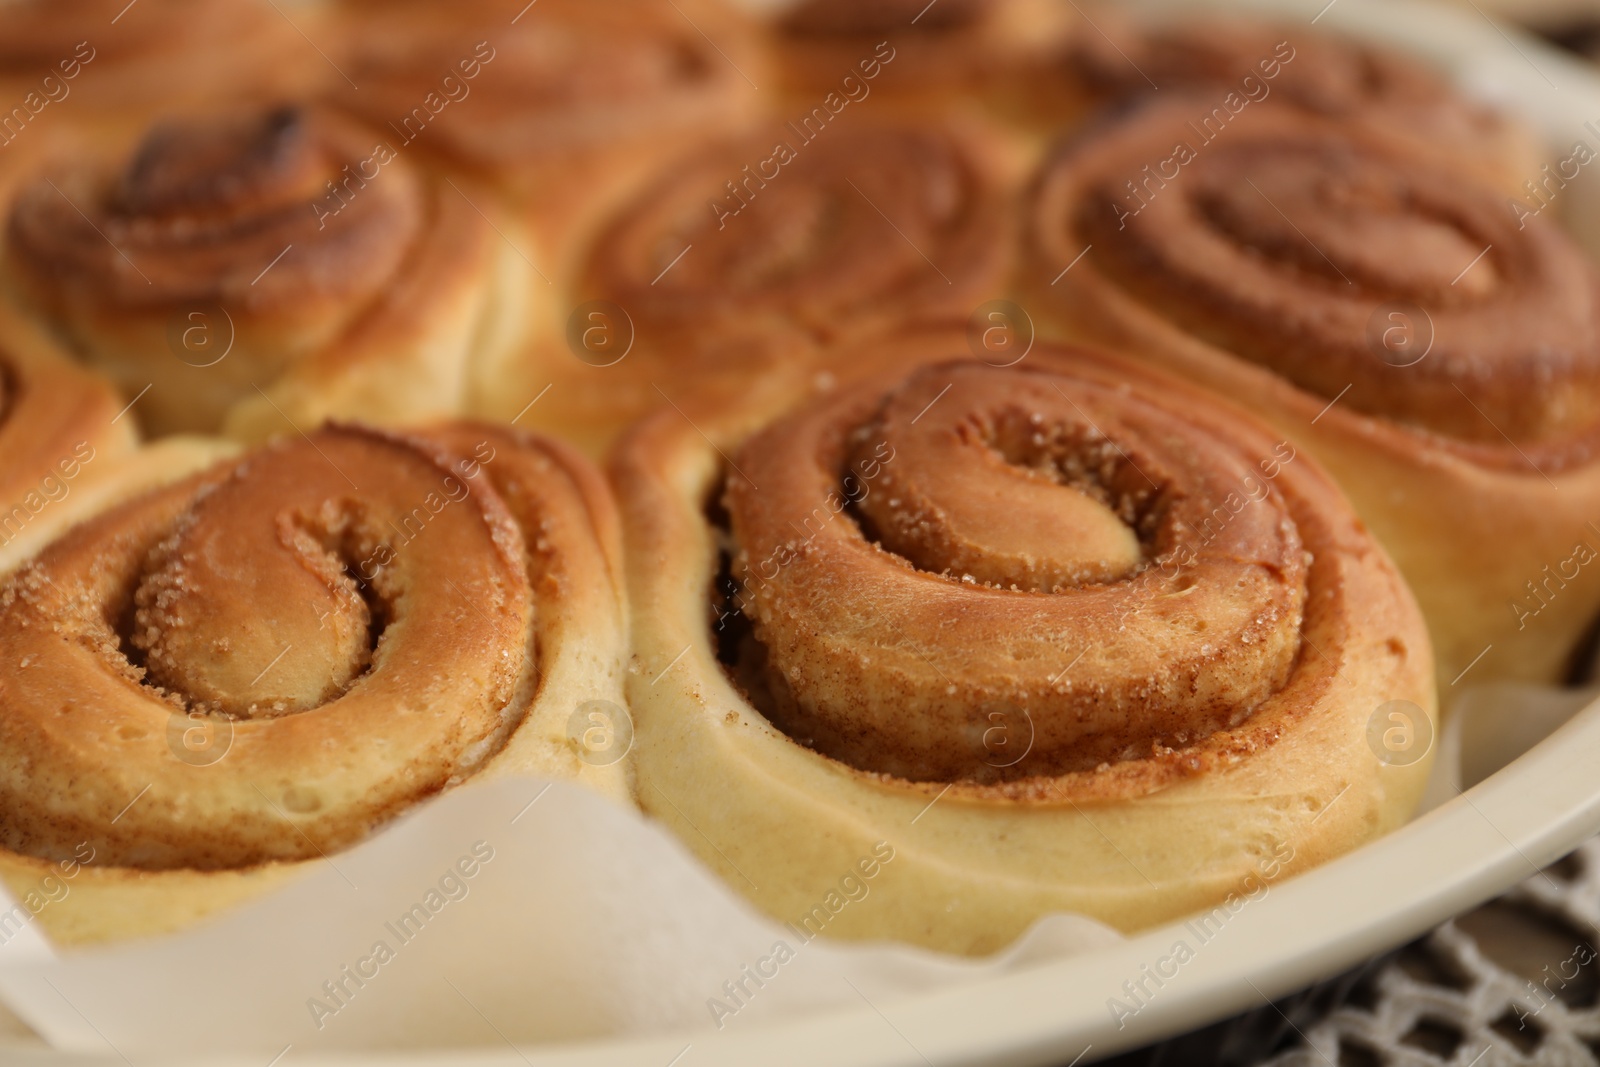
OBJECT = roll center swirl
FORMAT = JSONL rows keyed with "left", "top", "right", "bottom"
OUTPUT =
{"left": 8, "top": 105, "right": 420, "bottom": 311}
{"left": 723, "top": 361, "right": 1308, "bottom": 781}
{"left": 1044, "top": 101, "right": 1600, "bottom": 446}
{"left": 131, "top": 497, "right": 385, "bottom": 718}
{"left": 584, "top": 123, "right": 1008, "bottom": 340}
{"left": 1195, "top": 148, "right": 1497, "bottom": 301}
{"left": 117, "top": 108, "right": 322, "bottom": 220}
{"left": 851, "top": 380, "right": 1148, "bottom": 590}
{"left": 0, "top": 425, "right": 543, "bottom": 868}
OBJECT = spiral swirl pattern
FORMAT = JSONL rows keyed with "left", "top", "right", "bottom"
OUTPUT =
{"left": 4, "top": 105, "right": 508, "bottom": 437}
{"left": 720, "top": 355, "right": 1394, "bottom": 783}
{"left": 11, "top": 107, "right": 415, "bottom": 313}
{"left": 619, "top": 337, "right": 1433, "bottom": 947}
{"left": 1059, "top": 18, "right": 1539, "bottom": 192}
{"left": 333, "top": 0, "right": 757, "bottom": 175}
{"left": 1067, "top": 18, "right": 1461, "bottom": 119}
{"left": 582, "top": 121, "right": 1013, "bottom": 346}
{"left": 0, "top": 422, "right": 615, "bottom": 869}
{"left": 1032, "top": 99, "right": 1600, "bottom": 451}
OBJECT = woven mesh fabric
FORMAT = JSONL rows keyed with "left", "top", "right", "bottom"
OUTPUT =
{"left": 1105, "top": 838, "right": 1600, "bottom": 1066}
{"left": 1266, "top": 847, "right": 1600, "bottom": 1067}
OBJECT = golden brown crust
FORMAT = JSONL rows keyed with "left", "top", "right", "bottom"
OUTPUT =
{"left": 487, "top": 118, "right": 1024, "bottom": 456}
{"left": 583, "top": 120, "right": 1014, "bottom": 344}
{"left": 0, "top": 0, "right": 323, "bottom": 132}
{"left": 770, "top": 0, "right": 1077, "bottom": 111}
{"left": 10, "top": 108, "right": 414, "bottom": 314}
{"left": 0, "top": 314, "right": 135, "bottom": 547}
{"left": 1057, "top": 17, "right": 1540, "bottom": 194}
{"left": 1033, "top": 98, "right": 1600, "bottom": 451}
{"left": 2, "top": 105, "right": 527, "bottom": 438}
{"left": 0, "top": 421, "right": 630, "bottom": 877}
{"left": 614, "top": 339, "right": 1435, "bottom": 948}
{"left": 1025, "top": 96, "right": 1600, "bottom": 686}
{"left": 726, "top": 360, "right": 1316, "bottom": 784}
{"left": 781, "top": 0, "right": 991, "bottom": 34}
{"left": 317, "top": 0, "right": 772, "bottom": 455}
{"left": 0, "top": 0, "right": 287, "bottom": 72}
{"left": 327, "top": 0, "right": 761, "bottom": 185}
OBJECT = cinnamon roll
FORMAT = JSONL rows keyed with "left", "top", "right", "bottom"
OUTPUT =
{"left": 769, "top": 0, "right": 1079, "bottom": 122}
{"left": 1058, "top": 16, "right": 1540, "bottom": 194}
{"left": 1027, "top": 96, "right": 1600, "bottom": 688}
{"left": 1, "top": 105, "right": 531, "bottom": 441}
{"left": 0, "top": 0, "right": 323, "bottom": 141}
{"left": 0, "top": 303, "right": 133, "bottom": 573}
{"left": 483, "top": 118, "right": 1023, "bottom": 454}
{"left": 0, "top": 422, "right": 631, "bottom": 945}
{"left": 326, "top": 0, "right": 763, "bottom": 256}
{"left": 613, "top": 340, "right": 1434, "bottom": 952}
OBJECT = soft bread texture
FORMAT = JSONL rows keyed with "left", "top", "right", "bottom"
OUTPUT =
{"left": 488, "top": 117, "right": 1026, "bottom": 456}
{"left": 1, "top": 105, "right": 532, "bottom": 440}
{"left": 0, "top": 422, "right": 631, "bottom": 945}
{"left": 1055, "top": 15, "right": 1542, "bottom": 195}
{"left": 612, "top": 340, "right": 1434, "bottom": 953}
{"left": 1027, "top": 96, "right": 1600, "bottom": 687}
{"left": 0, "top": 304, "right": 238, "bottom": 579}
{"left": 0, "top": 302, "right": 135, "bottom": 572}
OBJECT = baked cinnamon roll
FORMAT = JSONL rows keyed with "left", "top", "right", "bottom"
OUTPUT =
{"left": 0, "top": 129, "right": 251, "bottom": 578}
{"left": 0, "top": 422, "right": 631, "bottom": 945}
{"left": 0, "top": 302, "right": 134, "bottom": 573}
{"left": 769, "top": 0, "right": 1078, "bottom": 122}
{"left": 326, "top": 0, "right": 763, "bottom": 256}
{"left": 1027, "top": 97, "right": 1600, "bottom": 688}
{"left": 1058, "top": 16, "right": 1539, "bottom": 194}
{"left": 484, "top": 118, "right": 1023, "bottom": 454}
{"left": 613, "top": 339, "right": 1434, "bottom": 952}
{"left": 1, "top": 105, "right": 531, "bottom": 440}
{"left": 0, "top": 0, "right": 323, "bottom": 141}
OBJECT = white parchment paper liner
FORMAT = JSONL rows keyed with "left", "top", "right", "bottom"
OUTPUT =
{"left": 0, "top": 775, "right": 1123, "bottom": 1056}
{"left": 0, "top": 682, "right": 1588, "bottom": 1058}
